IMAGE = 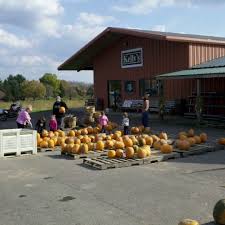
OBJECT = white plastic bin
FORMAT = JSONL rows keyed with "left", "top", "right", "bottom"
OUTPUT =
{"left": 0, "top": 129, "right": 37, "bottom": 157}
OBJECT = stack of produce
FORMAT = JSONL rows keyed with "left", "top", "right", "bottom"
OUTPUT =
{"left": 175, "top": 128, "right": 208, "bottom": 151}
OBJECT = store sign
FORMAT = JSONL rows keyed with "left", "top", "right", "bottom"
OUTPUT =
{"left": 121, "top": 48, "right": 143, "bottom": 68}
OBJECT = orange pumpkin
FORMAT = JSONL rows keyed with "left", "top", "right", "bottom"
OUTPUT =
{"left": 200, "top": 133, "right": 207, "bottom": 143}
{"left": 61, "top": 143, "right": 67, "bottom": 153}
{"left": 159, "top": 132, "right": 168, "bottom": 140}
{"left": 68, "top": 130, "right": 76, "bottom": 137}
{"left": 79, "top": 144, "right": 89, "bottom": 154}
{"left": 37, "top": 138, "right": 43, "bottom": 147}
{"left": 145, "top": 136, "right": 153, "bottom": 146}
{"left": 65, "top": 137, "right": 74, "bottom": 144}
{"left": 87, "top": 126, "right": 93, "bottom": 134}
{"left": 71, "top": 144, "right": 80, "bottom": 154}
{"left": 41, "top": 130, "right": 48, "bottom": 138}
{"left": 81, "top": 136, "right": 91, "bottom": 144}
{"left": 187, "top": 137, "right": 196, "bottom": 146}
{"left": 187, "top": 128, "right": 195, "bottom": 137}
{"left": 88, "top": 143, "right": 95, "bottom": 151}
{"left": 67, "top": 143, "right": 74, "bottom": 153}
{"left": 160, "top": 144, "right": 173, "bottom": 154}
{"left": 115, "top": 141, "right": 125, "bottom": 149}
{"left": 81, "top": 128, "right": 88, "bottom": 135}
{"left": 125, "top": 147, "right": 135, "bottom": 159}
{"left": 48, "top": 139, "right": 55, "bottom": 149}
{"left": 116, "top": 149, "right": 124, "bottom": 158}
{"left": 138, "top": 137, "right": 146, "bottom": 146}
{"left": 138, "top": 125, "right": 145, "bottom": 133}
{"left": 108, "top": 150, "right": 116, "bottom": 158}
{"left": 54, "top": 131, "right": 59, "bottom": 137}
{"left": 48, "top": 131, "right": 54, "bottom": 138}
{"left": 137, "top": 147, "right": 147, "bottom": 158}
{"left": 105, "top": 140, "right": 114, "bottom": 149}
{"left": 74, "top": 138, "right": 81, "bottom": 145}
{"left": 218, "top": 138, "right": 225, "bottom": 145}
{"left": 124, "top": 138, "right": 133, "bottom": 147}
{"left": 131, "top": 127, "right": 140, "bottom": 134}
{"left": 153, "top": 141, "right": 162, "bottom": 150}
{"left": 96, "top": 141, "right": 105, "bottom": 151}
{"left": 40, "top": 140, "right": 48, "bottom": 148}
{"left": 58, "top": 131, "right": 65, "bottom": 137}
{"left": 151, "top": 135, "right": 160, "bottom": 143}
{"left": 177, "top": 140, "right": 190, "bottom": 151}
{"left": 59, "top": 106, "right": 66, "bottom": 114}
{"left": 194, "top": 135, "right": 201, "bottom": 144}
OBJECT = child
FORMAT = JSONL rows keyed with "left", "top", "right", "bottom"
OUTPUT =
{"left": 122, "top": 112, "right": 129, "bottom": 135}
{"left": 35, "top": 116, "right": 46, "bottom": 134}
{"left": 99, "top": 111, "right": 109, "bottom": 133}
{"left": 49, "top": 115, "right": 58, "bottom": 132}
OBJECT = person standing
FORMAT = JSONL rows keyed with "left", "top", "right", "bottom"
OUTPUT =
{"left": 53, "top": 96, "right": 68, "bottom": 129}
{"left": 16, "top": 105, "right": 33, "bottom": 128}
{"left": 99, "top": 111, "right": 109, "bottom": 133}
{"left": 142, "top": 94, "right": 150, "bottom": 128}
{"left": 122, "top": 112, "right": 129, "bottom": 135}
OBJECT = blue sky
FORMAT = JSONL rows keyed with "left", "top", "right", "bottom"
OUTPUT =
{"left": 0, "top": 0, "right": 224, "bottom": 83}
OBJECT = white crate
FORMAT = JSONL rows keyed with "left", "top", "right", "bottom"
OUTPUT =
{"left": 0, "top": 129, "right": 37, "bottom": 157}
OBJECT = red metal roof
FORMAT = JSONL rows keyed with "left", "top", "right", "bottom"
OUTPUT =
{"left": 58, "top": 27, "right": 225, "bottom": 71}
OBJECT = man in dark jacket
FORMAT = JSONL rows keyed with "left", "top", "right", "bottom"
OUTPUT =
{"left": 53, "top": 96, "right": 68, "bottom": 129}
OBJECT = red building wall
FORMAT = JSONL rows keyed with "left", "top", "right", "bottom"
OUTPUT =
{"left": 93, "top": 35, "right": 225, "bottom": 107}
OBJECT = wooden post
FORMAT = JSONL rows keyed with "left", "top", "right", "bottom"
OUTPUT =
{"left": 158, "top": 80, "right": 165, "bottom": 120}
{"left": 196, "top": 79, "right": 202, "bottom": 124}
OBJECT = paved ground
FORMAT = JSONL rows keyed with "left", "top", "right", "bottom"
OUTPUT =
{"left": 0, "top": 150, "right": 224, "bottom": 225}
{"left": 0, "top": 109, "right": 225, "bottom": 225}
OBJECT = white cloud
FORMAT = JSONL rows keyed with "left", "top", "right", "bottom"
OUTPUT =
{"left": 63, "top": 12, "right": 117, "bottom": 41}
{"left": 152, "top": 24, "right": 166, "bottom": 32}
{"left": 113, "top": 0, "right": 225, "bottom": 15}
{"left": 0, "top": 28, "right": 32, "bottom": 48}
{"left": 0, "top": 0, "right": 63, "bottom": 37}
{"left": 114, "top": 0, "right": 175, "bottom": 15}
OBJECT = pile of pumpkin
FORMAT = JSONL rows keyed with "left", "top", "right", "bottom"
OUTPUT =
{"left": 56, "top": 126, "right": 174, "bottom": 159}
{"left": 174, "top": 129, "right": 208, "bottom": 151}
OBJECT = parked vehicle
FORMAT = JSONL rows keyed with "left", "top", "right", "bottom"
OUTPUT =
{"left": 8, "top": 102, "right": 21, "bottom": 118}
{"left": 0, "top": 109, "right": 8, "bottom": 121}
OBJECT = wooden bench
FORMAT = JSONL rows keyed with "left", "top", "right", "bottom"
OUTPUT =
{"left": 120, "top": 100, "right": 143, "bottom": 112}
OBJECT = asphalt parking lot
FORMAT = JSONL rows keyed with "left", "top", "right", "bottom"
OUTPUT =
{"left": 0, "top": 150, "right": 224, "bottom": 225}
{"left": 0, "top": 110, "right": 224, "bottom": 225}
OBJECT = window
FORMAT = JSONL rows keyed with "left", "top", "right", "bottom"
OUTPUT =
{"left": 124, "top": 81, "right": 136, "bottom": 94}
{"left": 139, "top": 79, "right": 159, "bottom": 97}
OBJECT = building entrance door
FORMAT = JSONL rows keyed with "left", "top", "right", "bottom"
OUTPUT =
{"left": 108, "top": 80, "right": 122, "bottom": 108}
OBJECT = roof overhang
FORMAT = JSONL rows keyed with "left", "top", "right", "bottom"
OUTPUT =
{"left": 58, "top": 27, "right": 225, "bottom": 72}
{"left": 156, "top": 67, "right": 225, "bottom": 80}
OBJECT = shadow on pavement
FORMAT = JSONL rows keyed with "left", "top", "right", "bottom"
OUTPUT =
{"left": 46, "top": 154, "right": 75, "bottom": 161}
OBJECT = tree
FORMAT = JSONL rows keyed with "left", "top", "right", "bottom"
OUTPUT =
{"left": 87, "top": 84, "right": 94, "bottom": 97}
{"left": 39, "top": 73, "right": 60, "bottom": 97}
{"left": 3, "top": 74, "right": 26, "bottom": 101}
{"left": 22, "top": 80, "right": 46, "bottom": 100}
{"left": 59, "top": 80, "right": 71, "bottom": 98}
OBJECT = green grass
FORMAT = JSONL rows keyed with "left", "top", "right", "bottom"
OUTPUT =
{"left": 0, "top": 99, "right": 85, "bottom": 112}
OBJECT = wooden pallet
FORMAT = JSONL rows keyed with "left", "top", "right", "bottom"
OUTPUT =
{"left": 174, "top": 144, "right": 215, "bottom": 157}
{"left": 214, "top": 144, "right": 225, "bottom": 151}
{"left": 2, "top": 151, "right": 35, "bottom": 158}
{"left": 38, "top": 146, "right": 61, "bottom": 152}
{"left": 83, "top": 151, "right": 180, "bottom": 170}
{"left": 61, "top": 150, "right": 108, "bottom": 159}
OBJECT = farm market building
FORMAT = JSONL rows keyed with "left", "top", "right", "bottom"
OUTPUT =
{"left": 58, "top": 27, "right": 225, "bottom": 116}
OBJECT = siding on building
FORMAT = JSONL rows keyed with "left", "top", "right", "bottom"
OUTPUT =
{"left": 94, "top": 36, "right": 190, "bottom": 106}
{"left": 93, "top": 35, "right": 225, "bottom": 107}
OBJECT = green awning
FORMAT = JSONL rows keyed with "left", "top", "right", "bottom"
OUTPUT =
{"left": 156, "top": 66, "right": 225, "bottom": 80}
